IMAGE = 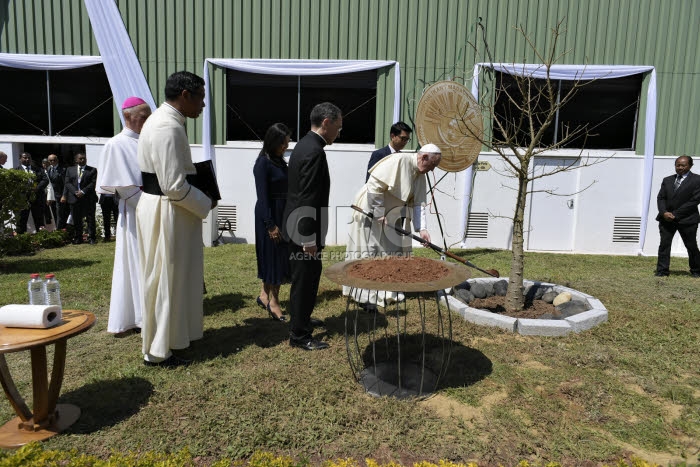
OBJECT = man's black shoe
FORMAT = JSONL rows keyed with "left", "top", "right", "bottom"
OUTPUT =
{"left": 691, "top": 272, "right": 700, "bottom": 278}
{"left": 310, "top": 317, "right": 325, "bottom": 327}
{"left": 143, "top": 354, "right": 190, "bottom": 368}
{"left": 289, "top": 337, "right": 329, "bottom": 351}
{"left": 654, "top": 271, "right": 669, "bottom": 277}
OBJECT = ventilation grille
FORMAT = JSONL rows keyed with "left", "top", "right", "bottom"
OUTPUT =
{"left": 612, "top": 216, "right": 640, "bottom": 243}
{"left": 217, "top": 205, "right": 237, "bottom": 232}
{"left": 466, "top": 212, "right": 489, "bottom": 238}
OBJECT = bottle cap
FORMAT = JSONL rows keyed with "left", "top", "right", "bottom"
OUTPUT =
{"left": 31, "top": 273, "right": 40, "bottom": 278}
{"left": 45, "top": 274, "right": 55, "bottom": 279}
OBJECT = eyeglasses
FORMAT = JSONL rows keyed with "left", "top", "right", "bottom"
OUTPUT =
{"left": 398, "top": 136, "right": 411, "bottom": 142}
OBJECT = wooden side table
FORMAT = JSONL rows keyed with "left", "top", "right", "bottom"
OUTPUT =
{"left": 0, "top": 310, "right": 96, "bottom": 448}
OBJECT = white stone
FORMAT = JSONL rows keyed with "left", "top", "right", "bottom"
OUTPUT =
{"left": 552, "top": 292, "right": 572, "bottom": 306}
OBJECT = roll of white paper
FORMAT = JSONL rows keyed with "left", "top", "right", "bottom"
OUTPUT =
{"left": 0, "top": 305, "right": 62, "bottom": 329}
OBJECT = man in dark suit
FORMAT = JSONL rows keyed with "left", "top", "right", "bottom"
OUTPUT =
{"left": 283, "top": 102, "right": 342, "bottom": 351}
{"left": 365, "top": 121, "right": 412, "bottom": 182}
{"left": 15, "top": 152, "right": 48, "bottom": 234}
{"left": 655, "top": 155, "right": 700, "bottom": 277}
{"left": 46, "top": 154, "right": 69, "bottom": 229}
{"left": 63, "top": 153, "right": 98, "bottom": 244}
{"left": 98, "top": 193, "right": 119, "bottom": 241}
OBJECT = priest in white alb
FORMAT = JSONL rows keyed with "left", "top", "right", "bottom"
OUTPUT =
{"left": 137, "top": 71, "right": 214, "bottom": 368}
{"left": 343, "top": 144, "right": 442, "bottom": 307}
{"left": 97, "top": 97, "right": 152, "bottom": 336}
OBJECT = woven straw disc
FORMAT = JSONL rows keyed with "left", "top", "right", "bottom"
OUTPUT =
{"left": 415, "top": 80, "right": 483, "bottom": 172}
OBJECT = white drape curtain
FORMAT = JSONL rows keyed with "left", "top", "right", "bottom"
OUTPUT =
{"left": 202, "top": 58, "right": 401, "bottom": 163}
{"left": 0, "top": 53, "right": 102, "bottom": 70}
{"left": 83, "top": 0, "right": 157, "bottom": 122}
{"left": 0, "top": 0, "right": 157, "bottom": 127}
{"left": 464, "top": 63, "right": 656, "bottom": 253}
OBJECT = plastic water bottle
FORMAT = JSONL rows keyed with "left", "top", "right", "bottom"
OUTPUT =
{"left": 44, "top": 274, "right": 62, "bottom": 309}
{"left": 28, "top": 273, "right": 44, "bottom": 305}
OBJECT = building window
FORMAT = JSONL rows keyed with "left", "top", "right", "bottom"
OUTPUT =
{"left": 493, "top": 72, "right": 643, "bottom": 150}
{"left": 0, "top": 64, "right": 113, "bottom": 137}
{"left": 226, "top": 69, "right": 377, "bottom": 144}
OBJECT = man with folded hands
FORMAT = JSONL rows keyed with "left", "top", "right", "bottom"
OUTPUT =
{"left": 136, "top": 72, "right": 216, "bottom": 367}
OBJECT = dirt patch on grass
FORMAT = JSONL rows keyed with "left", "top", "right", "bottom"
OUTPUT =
{"left": 618, "top": 441, "right": 688, "bottom": 466}
{"left": 469, "top": 295, "right": 556, "bottom": 318}
{"left": 659, "top": 400, "right": 685, "bottom": 422}
{"left": 421, "top": 391, "right": 508, "bottom": 427}
{"left": 519, "top": 353, "right": 552, "bottom": 370}
{"left": 421, "top": 394, "right": 485, "bottom": 425}
{"left": 621, "top": 382, "right": 685, "bottom": 421}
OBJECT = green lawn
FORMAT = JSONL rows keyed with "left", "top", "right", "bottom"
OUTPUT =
{"left": 0, "top": 243, "right": 698, "bottom": 466}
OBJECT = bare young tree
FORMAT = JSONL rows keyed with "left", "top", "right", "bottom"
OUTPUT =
{"left": 461, "top": 19, "right": 609, "bottom": 312}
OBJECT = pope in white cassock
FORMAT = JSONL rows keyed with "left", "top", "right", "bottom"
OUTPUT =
{"left": 343, "top": 144, "right": 442, "bottom": 308}
{"left": 136, "top": 71, "right": 214, "bottom": 367}
{"left": 97, "top": 97, "right": 151, "bottom": 336}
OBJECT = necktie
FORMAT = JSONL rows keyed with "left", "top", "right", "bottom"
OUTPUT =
{"left": 79, "top": 167, "right": 83, "bottom": 179}
{"left": 674, "top": 175, "right": 682, "bottom": 191}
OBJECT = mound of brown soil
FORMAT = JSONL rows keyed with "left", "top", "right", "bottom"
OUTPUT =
{"left": 347, "top": 256, "right": 449, "bottom": 283}
{"left": 469, "top": 295, "right": 557, "bottom": 319}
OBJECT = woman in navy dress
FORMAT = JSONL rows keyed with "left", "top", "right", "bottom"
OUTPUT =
{"left": 254, "top": 123, "right": 292, "bottom": 321}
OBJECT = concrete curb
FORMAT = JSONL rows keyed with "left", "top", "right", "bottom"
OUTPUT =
{"left": 448, "top": 278, "right": 609, "bottom": 336}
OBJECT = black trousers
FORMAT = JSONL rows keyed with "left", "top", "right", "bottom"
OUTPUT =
{"left": 656, "top": 221, "right": 700, "bottom": 274}
{"left": 56, "top": 202, "right": 70, "bottom": 229}
{"left": 99, "top": 197, "right": 119, "bottom": 239}
{"left": 16, "top": 200, "right": 45, "bottom": 234}
{"left": 288, "top": 244, "right": 322, "bottom": 340}
{"left": 70, "top": 200, "right": 96, "bottom": 242}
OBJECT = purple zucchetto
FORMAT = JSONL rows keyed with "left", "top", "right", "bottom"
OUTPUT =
{"left": 121, "top": 97, "right": 147, "bottom": 110}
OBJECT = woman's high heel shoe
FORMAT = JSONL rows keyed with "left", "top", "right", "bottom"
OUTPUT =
{"left": 256, "top": 297, "right": 267, "bottom": 309}
{"left": 267, "top": 303, "right": 287, "bottom": 322}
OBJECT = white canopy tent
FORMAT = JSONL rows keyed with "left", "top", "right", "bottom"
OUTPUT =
{"left": 0, "top": 0, "right": 155, "bottom": 128}
{"left": 201, "top": 58, "right": 402, "bottom": 163}
{"left": 465, "top": 63, "right": 657, "bottom": 254}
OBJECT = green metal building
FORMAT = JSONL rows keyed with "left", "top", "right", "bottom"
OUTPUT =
{"left": 0, "top": 0, "right": 698, "bottom": 156}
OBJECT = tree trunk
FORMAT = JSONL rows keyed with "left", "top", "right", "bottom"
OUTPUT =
{"left": 505, "top": 172, "right": 529, "bottom": 312}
